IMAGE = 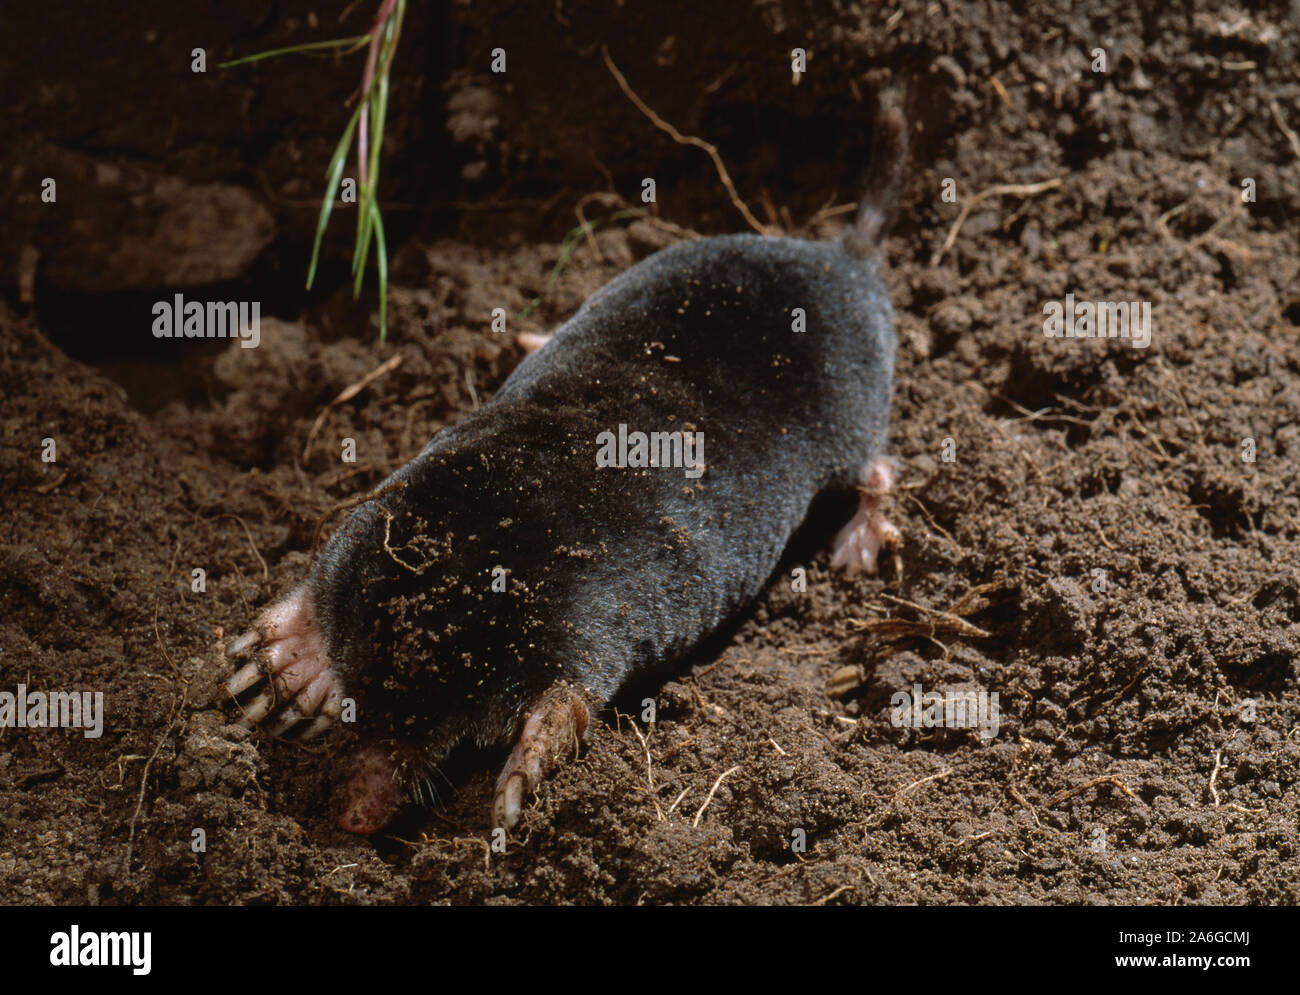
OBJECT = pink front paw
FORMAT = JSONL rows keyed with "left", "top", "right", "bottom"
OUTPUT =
{"left": 226, "top": 585, "right": 345, "bottom": 740}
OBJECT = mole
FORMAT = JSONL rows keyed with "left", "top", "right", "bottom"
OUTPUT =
{"left": 224, "top": 108, "right": 909, "bottom": 835}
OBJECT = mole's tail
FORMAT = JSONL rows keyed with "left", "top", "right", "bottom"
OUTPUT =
{"left": 844, "top": 103, "right": 909, "bottom": 257}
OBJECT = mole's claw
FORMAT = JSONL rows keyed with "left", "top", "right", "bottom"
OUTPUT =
{"left": 264, "top": 703, "right": 308, "bottom": 738}
{"left": 265, "top": 672, "right": 341, "bottom": 738}
{"left": 237, "top": 685, "right": 280, "bottom": 727}
{"left": 299, "top": 715, "right": 334, "bottom": 742}
{"left": 494, "top": 773, "right": 526, "bottom": 831}
{"left": 491, "top": 682, "right": 592, "bottom": 832}
{"left": 227, "top": 629, "right": 261, "bottom": 658}
{"left": 228, "top": 659, "right": 266, "bottom": 697}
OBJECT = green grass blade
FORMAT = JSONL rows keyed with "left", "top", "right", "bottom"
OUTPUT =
{"left": 369, "top": 199, "right": 389, "bottom": 341}
{"left": 237, "top": 0, "right": 405, "bottom": 339}
{"left": 377, "top": 2, "right": 406, "bottom": 79}
{"left": 219, "top": 35, "right": 369, "bottom": 68}
{"left": 348, "top": 4, "right": 405, "bottom": 320}
{"left": 367, "top": 61, "right": 391, "bottom": 191}
{"left": 351, "top": 150, "right": 373, "bottom": 286}
{"left": 349, "top": 86, "right": 381, "bottom": 280}
{"left": 306, "top": 101, "right": 363, "bottom": 290}
{"left": 352, "top": 9, "right": 399, "bottom": 291}
{"left": 352, "top": 70, "right": 391, "bottom": 297}
{"left": 351, "top": 175, "right": 373, "bottom": 295}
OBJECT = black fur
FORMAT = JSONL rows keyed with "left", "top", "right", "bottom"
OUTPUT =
{"left": 310, "top": 157, "right": 902, "bottom": 770}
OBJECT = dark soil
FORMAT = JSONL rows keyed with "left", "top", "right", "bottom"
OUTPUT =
{"left": 2, "top": 0, "right": 1298, "bottom": 905}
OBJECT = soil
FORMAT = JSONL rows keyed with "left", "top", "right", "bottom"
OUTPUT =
{"left": 2, "top": 0, "right": 1299, "bottom": 905}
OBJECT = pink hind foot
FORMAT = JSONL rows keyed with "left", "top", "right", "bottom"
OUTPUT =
{"left": 830, "top": 458, "right": 901, "bottom": 576}
{"left": 516, "top": 332, "right": 553, "bottom": 354}
{"left": 225, "top": 585, "right": 345, "bottom": 740}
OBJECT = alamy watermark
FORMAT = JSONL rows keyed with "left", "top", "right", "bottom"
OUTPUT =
{"left": 0, "top": 684, "right": 103, "bottom": 738}
{"left": 50, "top": 926, "right": 150, "bottom": 975}
{"left": 152, "top": 293, "right": 261, "bottom": 348}
{"left": 891, "top": 683, "right": 1000, "bottom": 740}
{"left": 596, "top": 424, "right": 705, "bottom": 478}
{"left": 1043, "top": 293, "right": 1151, "bottom": 349}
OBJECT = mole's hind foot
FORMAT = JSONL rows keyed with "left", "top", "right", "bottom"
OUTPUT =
{"left": 225, "top": 585, "right": 344, "bottom": 740}
{"left": 516, "top": 332, "right": 553, "bottom": 354}
{"left": 830, "top": 458, "right": 900, "bottom": 576}
{"left": 492, "top": 683, "right": 592, "bottom": 832}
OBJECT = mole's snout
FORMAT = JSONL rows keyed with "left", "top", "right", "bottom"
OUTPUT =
{"left": 337, "top": 743, "right": 420, "bottom": 834}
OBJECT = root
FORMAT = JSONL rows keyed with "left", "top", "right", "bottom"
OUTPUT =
{"left": 601, "top": 45, "right": 771, "bottom": 236}
{"left": 692, "top": 765, "right": 741, "bottom": 827}
{"left": 300, "top": 353, "right": 405, "bottom": 466}
{"left": 930, "top": 178, "right": 1062, "bottom": 267}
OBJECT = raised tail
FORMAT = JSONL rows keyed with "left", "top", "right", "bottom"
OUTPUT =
{"left": 844, "top": 103, "right": 909, "bottom": 257}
